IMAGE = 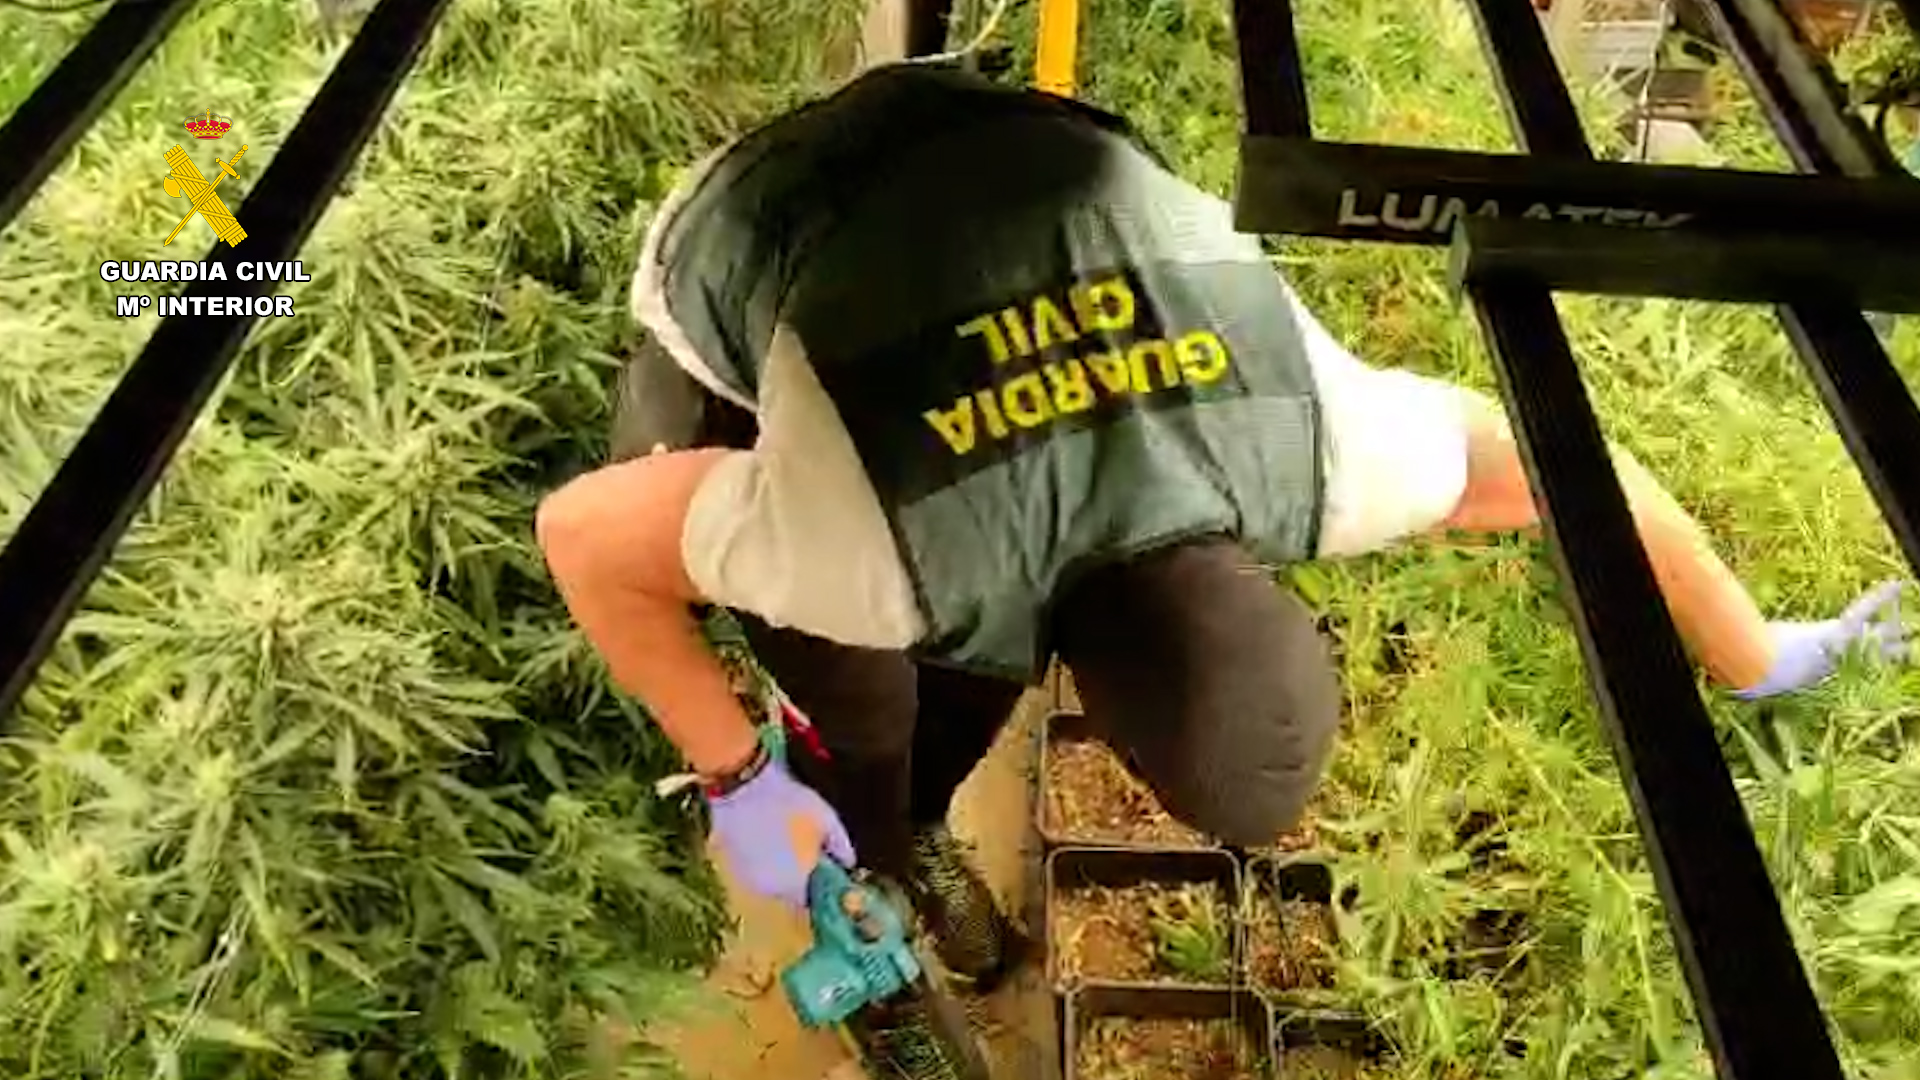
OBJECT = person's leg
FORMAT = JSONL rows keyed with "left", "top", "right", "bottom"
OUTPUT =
{"left": 905, "top": 661, "right": 1026, "bottom": 827}
{"left": 1051, "top": 538, "right": 1342, "bottom": 848}
{"left": 894, "top": 661, "right": 1027, "bottom": 987}
{"left": 735, "top": 618, "right": 1020, "bottom": 988}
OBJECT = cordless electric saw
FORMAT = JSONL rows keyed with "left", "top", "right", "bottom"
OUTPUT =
{"left": 782, "top": 858, "right": 991, "bottom": 1080}
{"left": 781, "top": 858, "right": 921, "bottom": 1028}
{"left": 729, "top": 708, "right": 989, "bottom": 1080}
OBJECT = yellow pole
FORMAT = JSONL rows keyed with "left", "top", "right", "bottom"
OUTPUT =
{"left": 1034, "top": 0, "right": 1081, "bottom": 97}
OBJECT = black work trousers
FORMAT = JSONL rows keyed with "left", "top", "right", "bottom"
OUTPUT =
{"left": 733, "top": 615, "right": 1026, "bottom": 883}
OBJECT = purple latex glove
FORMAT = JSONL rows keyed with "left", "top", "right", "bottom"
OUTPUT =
{"left": 1733, "top": 580, "right": 1911, "bottom": 700}
{"left": 707, "top": 756, "right": 856, "bottom": 908}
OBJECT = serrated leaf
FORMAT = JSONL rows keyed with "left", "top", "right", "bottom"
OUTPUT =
{"left": 430, "top": 773, "right": 535, "bottom": 836}
{"left": 310, "top": 936, "right": 381, "bottom": 989}
{"left": 245, "top": 718, "right": 328, "bottom": 775}
{"left": 454, "top": 974, "right": 547, "bottom": 1063}
{"left": 183, "top": 1015, "right": 285, "bottom": 1055}
{"left": 526, "top": 734, "right": 569, "bottom": 794}
{"left": 430, "top": 869, "right": 502, "bottom": 964}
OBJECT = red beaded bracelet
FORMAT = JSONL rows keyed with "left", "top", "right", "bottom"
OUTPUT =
{"left": 700, "top": 739, "right": 772, "bottom": 800}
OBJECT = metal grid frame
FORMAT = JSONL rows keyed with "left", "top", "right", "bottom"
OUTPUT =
{"left": 0, "top": 0, "right": 456, "bottom": 715}
{"left": 1232, "top": 0, "right": 1918, "bottom": 1075}
{"left": 0, "top": 0, "right": 1916, "bottom": 1074}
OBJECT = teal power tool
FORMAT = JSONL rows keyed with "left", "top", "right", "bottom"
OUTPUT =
{"left": 780, "top": 858, "right": 991, "bottom": 1080}
{"left": 781, "top": 858, "right": 921, "bottom": 1028}
{"left": 758, "top": 722, "right": 990, "bottom": 1079}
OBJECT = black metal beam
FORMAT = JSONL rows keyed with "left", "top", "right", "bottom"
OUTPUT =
{"left": 1467, "top": 273, "right": 1848, "bottom": 1080}
{"left": 1234, "top": 137, "right": 1920, "bottom": 242}
{"left": 1777, "top": 299, "right": 1920, "bottom": 577}
{"left": 0, "top": 0, "right": 457, "bottom": 723}
{"left": 0, "top": 0, "right": 202, "bottom": 237}
{"left": 1230, "top": 0, "right": 1312, "bottom": 138}
{"left": 1462, "top": 4, "right": 1846, "bottom": 1078}
{"left": 1448, "top": 216, "right": 1920, "bottom": 314}
{"left": 1699, "top": 0, "right": 1899, "bottom": 176}
{"left": 1462, "top": 0, "right": 1589, "bottom": 157}
{"left": 1695, "top": 0, "right": 1920, "bottom": 582}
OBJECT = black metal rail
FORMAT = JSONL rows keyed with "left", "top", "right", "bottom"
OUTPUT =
{"left": 1230, "top": 0, "right": 1917, "bottom": 1077}
{"left": 0, "top": 0, "right": 202, "bottom": 235}
{"left": 1448, "top": 217, "right": 1920, "bottom": 313}
{"left": 0, "top": 0, "right": 456, "bottom": 718}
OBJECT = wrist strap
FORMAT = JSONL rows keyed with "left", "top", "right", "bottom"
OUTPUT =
{"left": 701, "top": 739, "right": 773, "bottom": 800}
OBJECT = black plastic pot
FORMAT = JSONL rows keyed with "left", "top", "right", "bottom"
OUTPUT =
{"left": 1238, "top": 854, "right": 1344, "bottom": 995}
{"left": 1045, "top": 846, "right": 1241, "bottom": 990}
{"left": 1066, "top": 984, "right": 1276, "bottom": 1080}
{"left": 1035, "top": 709, "right": 1217, "bottom": 851}
{"left": 1269, "top": 1007, "right": 1394, "bottom": 1076}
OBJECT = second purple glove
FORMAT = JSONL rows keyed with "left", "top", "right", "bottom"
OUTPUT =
{"left": 1734, "top": 580, "right": 1910, "bottom": 700}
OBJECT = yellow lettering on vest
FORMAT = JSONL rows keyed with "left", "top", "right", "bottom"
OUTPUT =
{"left": 974, "top": 387, "right": 1011, "bottom": 439}
{"left": 1085, "top": 350, "right": 1132, "bottom": 395}
{"left": 1175, "top": 330, "right": 1231, "bottom": 384}
{"left": 1001, "top": 372, "right": 1054, "bottom": 428}
{"left": 1001, "top": 307, "right": 1034, "bottom": 358}
{"left": 1030, "top": 295, "right": 1080, "bottom": 349}
{"left": 1043, "top": 360, "right": 1094, "bottom": 413}
{"left": 956, "top": 313, "right": 1011, "bottom": 364}
{"left": 1129, "top": 339, "right": 1179, "bottom": 391}
{"left": 1084, "top": 277, "right": 1136, "bottom": 332}
{"left": 924, "top": 398, "right": 977, "bottom": 455}
{"left": 1071, "top": 277, "right": 1136, "bottom": 334}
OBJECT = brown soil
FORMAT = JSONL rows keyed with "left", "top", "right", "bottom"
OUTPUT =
{"left": 1044, "top": 738, "right": 1211, "bottom": 847}
{"left": 1276, "top": 1044, "right": 1393, "bottom": 1080}
{"left": 1052, "top": 883, "right": 1231, "bottom": 986}
{"left": 1076, "top": 1017, "right": 1262, "bottom": 1080}
{"left": 1244, "top": 897, "right": 1337, "bottom": 992}
{"left": 1257, "top": 811, "right": 1322, "bottom": 854}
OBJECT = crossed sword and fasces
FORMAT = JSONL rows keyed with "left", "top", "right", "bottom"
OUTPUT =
{"left": 162, "top": 143, "right": 248, "bottom": 246}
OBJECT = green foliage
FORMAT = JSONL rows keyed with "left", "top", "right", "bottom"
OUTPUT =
{"left": 0, "top": 0, "right": 861, "bottom": 1076}
{"left": 1146, "top": 885, "right": 1231, "bottom": 982}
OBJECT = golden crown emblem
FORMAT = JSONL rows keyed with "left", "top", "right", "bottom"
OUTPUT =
{"left": 185, "top": 109, "right": 233, "bottom": 140}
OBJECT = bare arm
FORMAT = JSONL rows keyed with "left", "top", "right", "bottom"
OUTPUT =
{"left": 535, "top": 449, "right": 761, "bottom": 776}
{"left": 1432, "top": 388, "right": 1775, "bottom": 691}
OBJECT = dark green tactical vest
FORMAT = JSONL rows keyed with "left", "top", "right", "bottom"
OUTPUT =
{"left": 650, "top": 64, "right": 1324, "bottom": 681}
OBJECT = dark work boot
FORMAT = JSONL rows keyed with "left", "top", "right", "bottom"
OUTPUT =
{"left": 900, "top": 823, "right": 1016, "bottom": 992}
{"left": 842, "top": 968, "right": 993, "bottom": 1080}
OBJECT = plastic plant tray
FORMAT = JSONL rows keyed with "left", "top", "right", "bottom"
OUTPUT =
{"left": 1065, "top": 983, "right": 1276, "bottom": 1080}
{"left": 1269, "top": 1007, "right": 1395, "bottom": 1078}
{"left": 1035, "top": 709, "right": 1219, "bottom": 851}
{"left": 1238, "top": 853, "right": 1346, "bottom": 996}
{"left": 1045, "top": 845, "right": 1241, "bottom": 991}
